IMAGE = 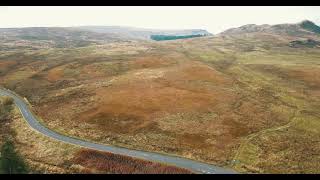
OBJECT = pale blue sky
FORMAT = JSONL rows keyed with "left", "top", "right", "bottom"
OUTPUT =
{"left": 0, "top": 6, "right": 319, "bottom": 33}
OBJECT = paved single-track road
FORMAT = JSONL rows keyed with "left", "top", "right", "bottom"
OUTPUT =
{"left": 0, "top": 88, "right": 237, "bottom": 174}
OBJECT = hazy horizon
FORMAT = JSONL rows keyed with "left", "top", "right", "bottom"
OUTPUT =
{"left": 0, "top": 6, "right": 320, "bottom": 33}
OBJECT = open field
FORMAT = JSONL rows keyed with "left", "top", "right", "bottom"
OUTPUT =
{"left": 0, "top": 96, "right": 194, "bottom": 174}
{"left": 1, "top": 22, "right": 320, "bottom": 173}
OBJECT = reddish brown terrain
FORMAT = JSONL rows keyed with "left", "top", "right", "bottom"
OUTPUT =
{"left": 1, "top": 20, "right": 320, "bottom": 173}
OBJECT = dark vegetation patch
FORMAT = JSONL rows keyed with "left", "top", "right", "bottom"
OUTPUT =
{"left": 0, "top": 140, "right": 29, "bottom": 174}
{"left": 71, "top": 149, "right": 193, "bottom": 174}
{"left": 289, "top": 39, "right": 320, "bottom": 48}
{"left": 151, "top": 34, "right": 207, "bottom": 41}
{"left": 0, "top": 97, "right": 29, "bottom": 174}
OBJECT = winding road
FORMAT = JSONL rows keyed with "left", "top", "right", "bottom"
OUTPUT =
{"left": 0, "top": 88, "right": 236, "bottom": 174}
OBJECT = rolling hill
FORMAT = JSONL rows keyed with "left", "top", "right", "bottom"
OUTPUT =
{"left": 0, "top": 20, "right": 320, "bottom": 174}
{"left": 220, "top": 20, "right": 320, "bottom": 40}
{"left": 0, "top": 27, "right": 127, "bottom": 50}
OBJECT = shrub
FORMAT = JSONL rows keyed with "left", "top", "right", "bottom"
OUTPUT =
{"left": 0, "top": 97, "right": 14, "bottom": 121}
{"left": 0, "top": 140, "right": 29, "bottom": 174}
{"left": 1, "top": 97, "right": 14, "bottom": 106}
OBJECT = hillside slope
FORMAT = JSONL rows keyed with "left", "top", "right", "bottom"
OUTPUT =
{"left": 220, "top": 20, "right": 320, "bottom": 40}
{"left": 1, "top": 21, "right": 320, "bottom": 173}
{"left": 0, "top": 27, "right": 127, "bottom": 50}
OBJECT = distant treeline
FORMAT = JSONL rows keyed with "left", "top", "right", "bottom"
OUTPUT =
{"left": 150, "top": 34, "right": 207, "bottom": 41}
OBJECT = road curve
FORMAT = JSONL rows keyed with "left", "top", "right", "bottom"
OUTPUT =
{"left": 0, "top": 88, "right": 237, "bottom": 174}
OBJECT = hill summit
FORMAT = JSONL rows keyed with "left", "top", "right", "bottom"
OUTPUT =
{"left": 220, "top": 20, "right": 320, "bottom": 38}
{"left": 299, "top": 20, "right": 320, "bottom": 34}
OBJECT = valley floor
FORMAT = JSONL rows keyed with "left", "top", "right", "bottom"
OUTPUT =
{"left": 0, "top": 34, "right": 320, "bottom": 173}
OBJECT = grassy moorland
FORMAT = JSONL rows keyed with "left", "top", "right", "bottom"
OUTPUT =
{"left": 0, "top": 96, "right": 192, "bottom": 174}
{"left": 0, "top": 23, "right": 320, "bottom": 173}
{"left": 172, "top": 33, "right": 320, "bottom": 173}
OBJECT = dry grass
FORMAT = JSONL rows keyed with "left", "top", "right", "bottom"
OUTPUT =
{"left": 8, "top": 103, "right": 81, "bottom": 173}
{"left": 0, "top": 96, "right": 192, "bottom": 174}
{"left": 47, "top": 66, "right": 65, "bottom": 82}
{"left": 1, "top": 34, "right": 320, "bottom": 173}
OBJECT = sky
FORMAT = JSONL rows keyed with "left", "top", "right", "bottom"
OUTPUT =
{"left": 0, "top": 6, "right": 320, "bottom": 34}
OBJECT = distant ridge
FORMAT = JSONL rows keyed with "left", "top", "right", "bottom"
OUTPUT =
{"left": 74, "top": 26, "right": 212, "bottom": 40}
{"left": 0, "top": 27, "right": 125, "bottom": 49}
{"left": 0, "top": 26, "right": 212, "bottom": 50}
{"left": 219, "top": 20, "right": 320, "bottom": 38}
